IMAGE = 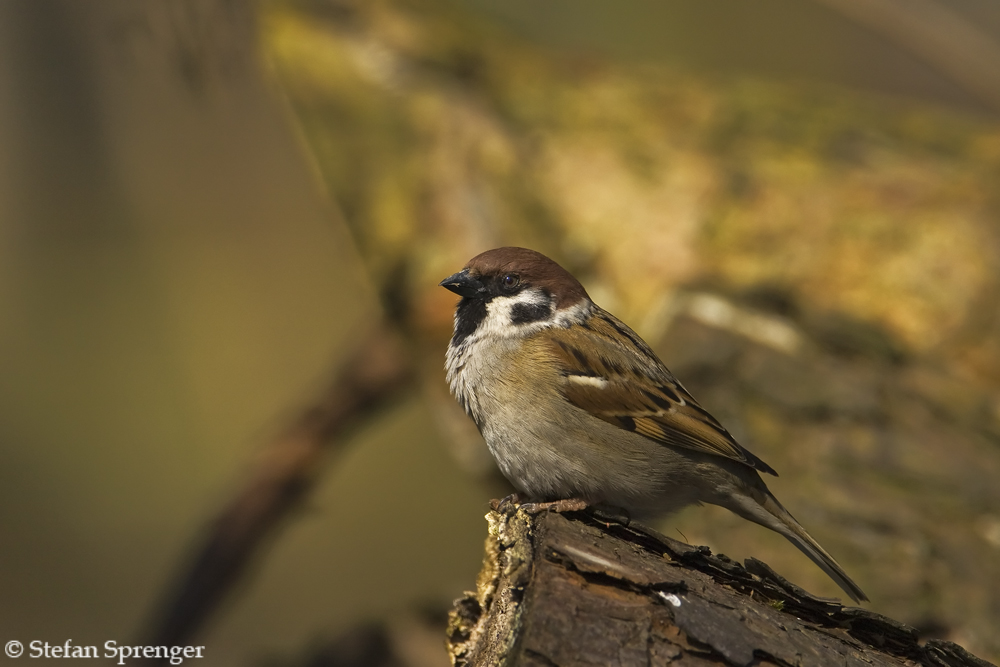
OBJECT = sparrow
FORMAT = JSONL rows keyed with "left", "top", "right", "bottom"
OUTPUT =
{"left": 440, "top": 247, "right": 868, "bottom": 603}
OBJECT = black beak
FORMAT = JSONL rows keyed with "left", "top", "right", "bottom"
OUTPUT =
{"left": 440, "top": 269, "right": 485, "bottom": 298}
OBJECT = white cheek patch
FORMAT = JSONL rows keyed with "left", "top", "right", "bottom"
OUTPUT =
{"left": 479, "top": 289, "right": 553, "bottom": 339}
{"left": 567, "top": 375, "right": 609, "bottom": 389}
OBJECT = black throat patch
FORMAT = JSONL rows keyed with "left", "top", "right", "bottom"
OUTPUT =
{"left": 452, "top": 297, "right": 488, "bottom": 346}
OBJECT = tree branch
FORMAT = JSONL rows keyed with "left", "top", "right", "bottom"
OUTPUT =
{"left": 140, "top": 324, "right": 415, "bottom": 653}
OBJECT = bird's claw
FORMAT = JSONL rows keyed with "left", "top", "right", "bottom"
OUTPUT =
{"left": 490, "top": 493, "right": 522, "bottom": 514}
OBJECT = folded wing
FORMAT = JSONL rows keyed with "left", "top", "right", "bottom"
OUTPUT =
{"left": 546, "top": 310, "right": 777, "bottom": 476}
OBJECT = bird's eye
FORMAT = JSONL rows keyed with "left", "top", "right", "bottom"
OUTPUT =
{"left": 501, "top": 274, "right": 520, "bottom": 290}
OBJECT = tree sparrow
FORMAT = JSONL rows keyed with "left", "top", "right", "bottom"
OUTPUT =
{"left": 440, "top": 247, "right": 868, "bottom": 603}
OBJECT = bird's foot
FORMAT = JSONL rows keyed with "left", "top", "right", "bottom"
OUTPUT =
{"left": 519, "top": 497, "right": 589, "bottom": 514}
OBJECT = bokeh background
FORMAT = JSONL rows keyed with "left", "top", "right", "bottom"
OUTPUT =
{"left": 3, "top": 0, "right": 1000, "bottom": 664}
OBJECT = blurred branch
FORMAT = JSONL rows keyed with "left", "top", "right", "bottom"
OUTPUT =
{"left": 139, "top": 324, "right": 416, "bottom": 655}
{"left": 812, "top": 0, "right": 1000, "bottom": 113}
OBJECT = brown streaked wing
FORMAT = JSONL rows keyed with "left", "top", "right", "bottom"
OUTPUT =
{"left": 544, "top": 314, "right": 778, "bottom": 476}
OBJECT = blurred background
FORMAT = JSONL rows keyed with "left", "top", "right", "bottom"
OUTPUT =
{"left": 2, "top": 0, "right": 1000, "bottom": 664}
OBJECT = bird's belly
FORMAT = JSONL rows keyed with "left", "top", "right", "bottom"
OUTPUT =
{"left": 478, "top": 401, "right": 703, "bottom": 516}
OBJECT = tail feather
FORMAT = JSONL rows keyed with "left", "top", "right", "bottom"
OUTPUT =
{"left": 724, "top": 489, "right": 869, "bottom": 604}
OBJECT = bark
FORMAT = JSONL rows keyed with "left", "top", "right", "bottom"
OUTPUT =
{"left": 448, "top": 509, "right": 994, "bottom": 667}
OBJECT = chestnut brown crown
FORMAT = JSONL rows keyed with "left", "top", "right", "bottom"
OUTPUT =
{"left": 464, "top": 247, "right": 590, "bottom": 309}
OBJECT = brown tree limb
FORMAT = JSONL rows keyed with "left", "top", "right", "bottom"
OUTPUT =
{"left": 139, "top": 324, "right": 415, "bottom": 653}
{"left": 448, "top": 508, "right": 994, "bottom": 667}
